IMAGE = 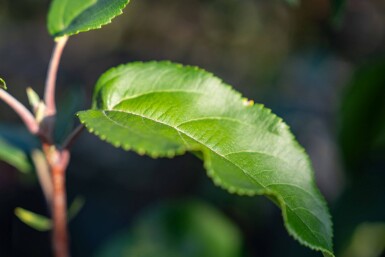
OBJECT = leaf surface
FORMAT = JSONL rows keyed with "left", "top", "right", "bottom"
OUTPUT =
{"left": 47, "top": 0, "right": 130, "bottom": 38}
{"left": 78, "top": 61, "right": 334, "bottom": 256}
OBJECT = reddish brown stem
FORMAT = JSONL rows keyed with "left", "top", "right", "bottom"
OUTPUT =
{"left": 43, "top": 36, "right": 68, "bottom": 138}
{"left": 44, "top": 145, "right": 71, "bottom": 257}
{"left": 1, "top": 32, "right": 73, "bottom": 257}
{"left": 0, "top": 89, "right": 39, "bottom": 134}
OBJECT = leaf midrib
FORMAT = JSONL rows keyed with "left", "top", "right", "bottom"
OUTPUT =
{"left": 60, "top": 0, "right": 97, "bottom": 31}
{"left": 98, "top": 109, "right": 328, "bottom": 249}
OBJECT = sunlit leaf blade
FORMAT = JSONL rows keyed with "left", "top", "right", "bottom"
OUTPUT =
{"left": 0, "top": 137, "right": 32, "bottom": 173}
{"left": 78, "top": 61, "right": 334, "bottom": 256}
{"left": 0, "top": 77, "right": 6, "bottom": 90}
{"left": 96, "top": 201, "right": 243, "bottom": 257}
{"left": 14, "top": 208, "right": 52, "bottom": 232}
{"left": 47, "top": 0, "right": 130, "bottom": 38}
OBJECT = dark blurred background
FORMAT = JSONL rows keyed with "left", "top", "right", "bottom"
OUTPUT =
{"left": 0, "top": 0, "right": 385, "bottom": 256}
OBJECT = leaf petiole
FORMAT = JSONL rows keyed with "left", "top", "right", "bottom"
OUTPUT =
{"left": 0, "top": 89, "right": 39, "bottom": 134}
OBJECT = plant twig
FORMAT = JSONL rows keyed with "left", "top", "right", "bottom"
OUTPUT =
{"left": 48, "top": 147, "right": 70, "bottom": 257}
{"left": 44, "top": 36, "right": 68, "bottom": 136}
{"left": 42, "top": 35, "right": 71, "bottom": 257}
{"left": 0, "top": 89, "right": 39, "bottom": 134}
{"left": 62, "top": 125, "right": 84, "bottom": 150}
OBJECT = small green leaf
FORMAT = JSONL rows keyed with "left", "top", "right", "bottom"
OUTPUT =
{"left": 78, "top": 61, "right": 334, "bottom": 256}
{"left": 15, "top": 197, "right": 85, "bottom": 232}
{"left": 26, "top": 87, "right": 41, "bottom": 111}
{"left": 15, "top": 208, "right": 52, "bottom": 232}
{"left": 68, "top": 196, "right": 86, "bottom": 221}
{"left": 0, "top": 137, "right": 32, "bottom": 173}
{"left": 26, "top": 87, "right": 46, "bottom": 123}
{"left": 47, "top": 0, "right": 130, "bottom": 38}
{"left": 0, "top": 77, "right": 7, "bottom": 90}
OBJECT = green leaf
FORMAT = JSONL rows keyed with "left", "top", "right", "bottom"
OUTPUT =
{"left": 15, "top": 196, "right": 85, "bottom": 232}
{"left": 68, "top": 196, "right": 86, "bottom": 220}
{"left": 78, "top": 61, "right": 334, "bottom": 256}
{"left": 14, "top": 208, "right": 52, "bottom": 232}
{"left": 47, "top": 0, "right": 130, "bottom": 38}
{"left": 95, "top": 200, "right": 242, "bottom": 257}
{"left": 0, "top": 137, "right": 32, "bottom": 173}
{"left": 0, "top": 77, "right": 6, "bottom": 90}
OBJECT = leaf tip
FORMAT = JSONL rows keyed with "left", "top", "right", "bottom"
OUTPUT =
{"left": 0, "top": 77, "right": 7, "bottom": 90}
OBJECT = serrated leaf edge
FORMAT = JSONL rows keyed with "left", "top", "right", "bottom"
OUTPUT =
{"left": 80, "top": 111, "right": 334, "bottom": 256}
{"left": 51, "top": 0, "right": 130, "bottom": 38}
{"left": 79, "top": 61, "right": 334, "bottom": 256}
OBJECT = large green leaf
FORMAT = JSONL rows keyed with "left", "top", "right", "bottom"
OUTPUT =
{"left": 78, "top": 61, "right": 334, "bottom": 256}
{"left": 47, "top": 0, "right": 130, "bottom": 38}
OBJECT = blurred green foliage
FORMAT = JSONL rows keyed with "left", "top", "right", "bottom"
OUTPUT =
{"left": 340, "top": 58, "right": 385, "bottom": 173}
{"left": 95, "top": 201, "right": 242, "bottom": 257}
{"left": 341, "top": 223, "right": 385, "bottom": 257}
{"left": 14, "top": 196, "right": 85, "bottom": 232}
{"left": 0, "top": 124, "right": 37, "bottom": 173}
{"left": 14, "top": 207, "right": 52, "bottom": 232}
{"left": 331, "top": 0, "right": 346, "bottom": 26}
{"left": 0, "top": 137, "right": 32, "bottom": 173}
